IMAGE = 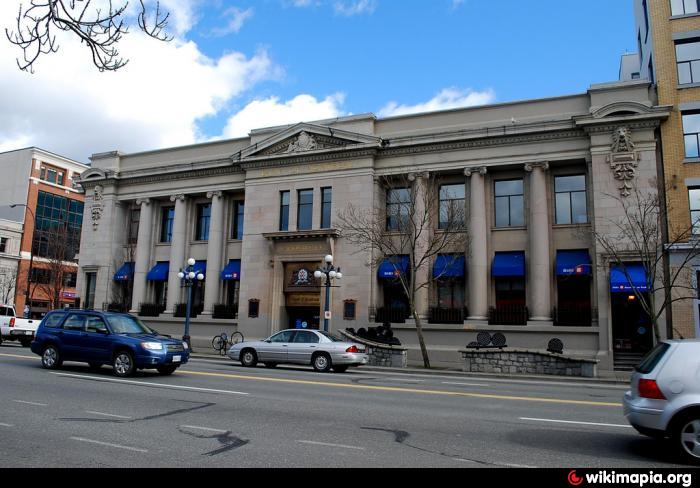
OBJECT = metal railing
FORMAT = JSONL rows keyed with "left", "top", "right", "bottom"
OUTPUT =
{"left": 139, "top": 303, "right": 166, "bottom": 317}
{"left": 213, "top": 304, "right": 238, "bottom": 320}
{"left": 488, "top": 305, "right": 528, "bottom": 326}
{"left": 374, "top": 306, "right": 411, "bottom": 324}
{"left": 429, "top": 307, "right": 467, "bottom": 324}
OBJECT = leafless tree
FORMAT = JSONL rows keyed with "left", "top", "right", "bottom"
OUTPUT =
{"left": 338, "top": 173, "right": 469, "bottom": 368}
{"left": 592, "top": 184, "right": 700, "bottom": 343}
{"left": 33, "top": 223, "right": 78, "bottom": 310}
{"left": 0, "top": 268, "right": 17, "bottom": 305}
{"left": 6, "top": 0, "right": 172, "bottom": 73}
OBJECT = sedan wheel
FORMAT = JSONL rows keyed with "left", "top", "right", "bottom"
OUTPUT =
{"left": 240, "top": 350, "right": 258, "bottom": 367}
{"left": 113, "top": 351, "right": 135, "bottom": 377}
{"left": 42, "top": 345, "right": 62, "bottom": 370}
{"left": 678, "top": 418, "right": 700, "bottom": 464}
{"left": 312, "top": 353, "right": 332, "bottom": 373}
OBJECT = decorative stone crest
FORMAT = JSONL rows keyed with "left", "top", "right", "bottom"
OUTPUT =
{"left": 607, "top": 126, "right": 640, "bottom": 198}
{"left": 91, "top": 185, "right": 104, "bottom": 231}
{"left": 284, "top": 131, "right": 318, "bottom": 153}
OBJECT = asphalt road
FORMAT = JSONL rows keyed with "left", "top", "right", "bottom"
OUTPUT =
{"left": 0, "top": 343, "right": 689, "bottom": 468}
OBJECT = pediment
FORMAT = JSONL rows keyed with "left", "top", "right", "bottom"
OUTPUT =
{"left": 239, "top": 123, "right": 383, "bottom": 160}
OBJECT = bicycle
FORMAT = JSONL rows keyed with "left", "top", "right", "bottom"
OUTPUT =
{"left": 212, "top": 331, "right": 245, "bottom": 355}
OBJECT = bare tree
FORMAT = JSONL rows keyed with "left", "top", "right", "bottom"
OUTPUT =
{"left": 6, "top": 0, "right": 172, "bottom": 73}
{"left": 338, "top": 173, "right": 468, "bottom": 368}
{"left": 33, "top": 222, "right": 78, "bottom": 310}
{"left": 592, "top": 184, "right": 700, "bottom": 343}
{"left": 0, "top": 268, "right": 17, "bottom": 305}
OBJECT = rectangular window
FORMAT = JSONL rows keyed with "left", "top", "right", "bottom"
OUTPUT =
{"left": 33, "top": 191, "right": 84, "bottom": 260}
{"left": 676, "top": 40, "right": 700, "bottom": 85}
{"left": 233, "top": 201, "right": 245, "bottom": 240}
{"left": 248, "top": 299, "right": 260, "bottom": 318}
{"left": 386, "top": 188, "right": 411, "bottom": 231}
{"left": 195, "top": 203, "right": 211, "bottom": 241}
{"left": 321, "top": 188, "right": 332, "bottom": 229}
{"left": 0, "top": 237, "right": 7, "bottom": 253}
{"left": 343, "top": 300, "right": 357, "bottom": 320}
{"left": 494, "top": 179, "right": 524, "bottom": 228}
{"left": 555, "top": 175, "right": 588, "bottom": 225}
{"left": 684, "top": 111, "right": 700, "bottom": 158}
{"left": 297, "top": 189, "right": 313, "bottom": 230}
{"left": 57, "top": 172, "right": 64, "bottom": 186}
{"left": 85, "top": 272, "right": 97, "bottom": 310}
{"left": 128, "top": 208, "right": 140, "bottom": 245}
{"left": 690, "top": 188, "right": 700, "bottom": 234}
{"left": 439, "top": 184, "right": 466, "bottom": 230}
{"left": 672, "top": 0, "right": 700, "bottom": 16}
{"left": 280, "top": 191, "right": 290, "bottom": 231}
{"left": 160, "top": 207, "right": 175, "bottom": 243}
{"left": 64, "top": 273, "right": 77, "bottom": 288}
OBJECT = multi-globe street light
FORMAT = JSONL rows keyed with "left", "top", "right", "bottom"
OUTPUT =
{"left": 177, "top": 258, "right": 204, "bottom": 349}
{"left": 314, "top": 255, "right": 342, "bottom": 333}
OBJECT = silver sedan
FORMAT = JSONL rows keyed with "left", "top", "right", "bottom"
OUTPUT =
{"left": 227, "top": 329, "right": 369, "bottom": 373}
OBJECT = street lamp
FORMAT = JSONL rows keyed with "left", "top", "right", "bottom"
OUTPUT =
{"left": 314, "top": 255, "right": 342, "bottom": 333}
{"left": 10, "top": 204, "right": 35, "bottom": 318}
{"left": 177, "top": 258, "right": 204, "bottom": 349}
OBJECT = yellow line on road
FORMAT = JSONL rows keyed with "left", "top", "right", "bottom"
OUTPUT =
{"left": 0, "top": 352, "right": 36, "bottom": 360}
{"left": 178, "top": 370, "right": 622, "bottom": 408}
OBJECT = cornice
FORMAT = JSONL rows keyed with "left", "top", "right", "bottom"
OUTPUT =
{"left": 239, "top": 148, "right": 379, "bottom": 170}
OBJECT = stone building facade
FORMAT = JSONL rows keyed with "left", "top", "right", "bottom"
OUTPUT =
{"left": 76, "top": 80, "right": 669, "bottom": 374}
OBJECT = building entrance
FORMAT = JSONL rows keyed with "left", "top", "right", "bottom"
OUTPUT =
{"left": 287, "top": 306, "right": 321, "bottom": 330}
{"left": 611, "top": 293, "right": 654, "bottom": 369}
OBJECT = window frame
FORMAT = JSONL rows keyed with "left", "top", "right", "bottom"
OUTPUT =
{"left": 671, "top": 0, "right": 700, "bottom": 16}
{"left": 195, "top": 203, "right": 212, "bottom": 242}
{"left": 690, "top": 187, "right": 700, "bottom": 235}
{"left": 160, "top": 206, "right": 175, "bottom": 243}
{"left": 683, "top": 111, "right": 700, "bottom": 158}
{"left": 676, "top": 39, "right": 700, "bottom": 85}
{"left": 438, "top": 183, "right": 466, "bottom": 230}
{"left": 0, "top": 237, "right": 7, "bottom": 253}
{"left": 279, "top": 191, "right": 290, "bottom": 231}
{"left": 554, "top": 174, "right": 588, "bottom": 225}
{"left": 320, "top": 187, "right": 332, "bottom": 229}
{"left": 232, "top": 200, "right": 245, "bottom": 240}
{"left": 386, "top": 187, "right": 411, "bottom": 232}
{"left": 494, "top": 179, "right": 525, "bottom": 228}
{"left": 297, "top": 189, "right": 314, "bottom": 231}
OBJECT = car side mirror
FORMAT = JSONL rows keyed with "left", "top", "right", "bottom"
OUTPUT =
{"left": 265, "top": 339, "right": 272, "bottom": 343}
{"left": 96, "top": 327, "right": 109, "bottom": 335}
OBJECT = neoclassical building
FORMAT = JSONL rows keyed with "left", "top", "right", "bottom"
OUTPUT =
{"left": 76, "top": 80, "right": 670, "bottom": 374}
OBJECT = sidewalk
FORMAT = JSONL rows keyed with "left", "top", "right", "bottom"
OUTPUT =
{"left": 190, "top": 351, "right": 631, "bottom": 385}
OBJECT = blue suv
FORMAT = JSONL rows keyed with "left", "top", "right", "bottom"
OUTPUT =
{"left": 31, "top": 310, "right": 189, "bottom": 377}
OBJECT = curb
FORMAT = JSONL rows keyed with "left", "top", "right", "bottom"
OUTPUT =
{"left": 190, "top": 352, "right": 630, "bottom": 385}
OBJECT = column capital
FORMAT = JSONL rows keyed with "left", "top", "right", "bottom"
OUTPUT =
{"left": 135, "top": 198, "right": 151, "bottom": 206}
{"left": 464, "top": 166, "right": 488, "bottom": 177}
{"left": 170, "top": 194, "right": 186, "bottom": 203}
{"left": 524, "top": 161, "right": 550, "bottom": 172}
{"left": 206, "top": 190, "right": 224, "bottom": 200}
{"left": 408, "top": 171, "right": 430, "bottom": 182}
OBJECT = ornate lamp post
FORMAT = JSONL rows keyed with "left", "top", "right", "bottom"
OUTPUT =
{"left": 314, "top": 255, "right": 342, "bottom": 333}
{"left": 177, "top": 258, "right": 204, "bottom": 349}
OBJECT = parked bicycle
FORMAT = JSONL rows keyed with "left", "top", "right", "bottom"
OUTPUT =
{"left": 212, "top": 331, "right": 244, "bottom": 355}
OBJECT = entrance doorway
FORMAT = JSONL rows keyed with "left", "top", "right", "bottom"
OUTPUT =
{"left": 611, "top": 293, "right": 654, "bottom": 369}
{"left": 287, "top": 306, "right": 321, "bottom": 330}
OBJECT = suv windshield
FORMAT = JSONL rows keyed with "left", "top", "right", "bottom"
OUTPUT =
{"left": 106, "top": 315, "right": 155, "bottom": 335}
{"left": 635, "top": 342, "right": 671, "bottom": 374}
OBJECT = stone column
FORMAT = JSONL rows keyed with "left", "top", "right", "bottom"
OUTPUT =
{"left": 465, "top": 167, "right": 489, "bottom": 321}
{"left": 410, "top": 172, "right": 430, "bottom": 320}
{"left": 203, "top": 191, "right": 225, "bottom": 316}
{"left": 166, "top": 194, "right": 187, "bottom": 314}
{"left": 130, "top": 198, "right": 153, "bottom": 313}
{"left": 525, "top": 162, "right": 552, "bottom": 322}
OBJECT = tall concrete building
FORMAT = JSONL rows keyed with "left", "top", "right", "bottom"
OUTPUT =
{"left": 628, "top": 0, "right": 700, "bottom": 340}
{"left": 76, "top": 81, "right": 670, "bottom": 374}
{"left": 0, "top": 148, "right": 89, "bottom": 317}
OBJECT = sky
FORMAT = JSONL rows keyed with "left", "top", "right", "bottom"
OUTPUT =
{"left": 0, "top": 0, "right": 638, "bottom": 163}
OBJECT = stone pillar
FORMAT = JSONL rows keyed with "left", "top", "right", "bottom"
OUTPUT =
{"left": 203, "top": 191, "right": 225, "bottom": 316}
{"left": 465, "top": 167, "right": 489, "bottom": 321}
{"left": 130, "top": 198, "right": 153, "bottom": 313}
{"left": 166, "top": 194, "right": 187, "bottom": 314}
{"left": 525, "top": 162, "right": 552, "bottom": 322}
{"left": 410, "top": 172, "right": 430, "bottom": 320}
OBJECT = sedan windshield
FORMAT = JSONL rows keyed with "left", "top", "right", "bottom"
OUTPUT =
{"left": 106, "top": 315, "right": 155, "bottom": 335}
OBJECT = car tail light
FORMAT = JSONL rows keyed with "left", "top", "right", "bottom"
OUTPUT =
{"left": 346, "top": 345, "right": 359, "bottom": 353}
{"left": 9, "top": 317, "right": 14, "bottom": 327}
{"left": 639, "top": 379, "right": 666, "bottom": 400}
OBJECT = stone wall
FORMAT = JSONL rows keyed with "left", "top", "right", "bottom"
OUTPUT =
{"left": 339, "top": 330, "right": 407, "bottom": 368}
{"left": 460, "top": 348, "right": 597, "bottom": 378}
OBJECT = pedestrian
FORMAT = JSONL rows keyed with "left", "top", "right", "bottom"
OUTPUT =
{"left": 23, "top": 304, "right": 29, "bottom": 319}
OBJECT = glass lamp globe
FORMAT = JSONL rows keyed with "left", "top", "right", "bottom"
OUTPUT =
{"left": 336, "top": 272, "right": 343, "bottom": 280}
{"left": 324, "top": 254, "right": 334, "bottom": 264}
{"left": 329, "top": 270, "right": 337, "bottom": 279}
{"left": 188, "top": 271, "right": 196, "bottom": 280}
{"left": 177, "top": 272, "right": 185, "bottom": 279}
{"left": 314, "top": 270, "right": 323, "bottom": 279}
{"left": 187, "top": 258, "right": 196, "bottom": 267}
{"left": 197, "top": 273, "right": 205, "bottom": 281}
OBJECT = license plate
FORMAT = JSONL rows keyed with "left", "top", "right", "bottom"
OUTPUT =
{"left": 172, "top": 355, "right": 181, "bottom": 363}
{"left": 12, "top": 330, "right": 31, "bottom": 336}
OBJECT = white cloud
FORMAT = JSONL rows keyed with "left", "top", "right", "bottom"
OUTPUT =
{"left": 210, "top": 7, "right": 254, "bottom": 36}
{"left": 222, "top": 94, "right": 346, "bottom": 138}
{"left": 378, "top": 88, "right": 496, "bottom": 118}
{"left": 0, "top": 2, "right": 278, "bottom": 162}
{"left": 333, "top": 0, "right": 377, "bottom": 16}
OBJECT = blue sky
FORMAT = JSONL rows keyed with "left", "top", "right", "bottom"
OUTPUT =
{"left": 0, "top": 0, "right": 638, "bottom": 161}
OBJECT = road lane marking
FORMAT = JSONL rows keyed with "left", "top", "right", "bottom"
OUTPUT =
{"left": 0, "top": 352, "right": 36, "bottom": 360}
{"left": 442, "top": 382, "right": 490, "bottom": 387}
{"left": 297, "top": 440, "right": 365, "bottom": 451}
{"left": 86, "top": 411, "right": 133, "bottom": 420}
{"left": 51, "top": 372, "right": 249, "bottom": 396}
{"left": 13, "top": 400, "right": 48, "bottom": 407}
{"left": 178, "top": 370, "right": 621, "bottom": 407}
{"left": 70, "top": 437, "right": 148, "bottom": 453}
{"left": 0, "top": 423, "right": 13, "bottom": 428}
{"left": 180, "top": 425, "right": 229, "bottom": 434}
{"left": 519, "top": 417, "right": 633, "bottom": 429}
{"left": 383, "top": 378, "right": 425, "bottom": 383}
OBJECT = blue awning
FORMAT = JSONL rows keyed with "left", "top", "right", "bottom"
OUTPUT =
{"left": 147, "top": 262, "right": 169, "bottom": 282}
{"left": 492, "top": 252, "right": 525, "bottom": 277}
{"left": 610, "top": 264, "right": 650, "bottom": 293}
{"left": 556, "top": 250, "right": 591, "bottom": 276}
{"left": 221, "top": 260, "right": 241, "bottom": 281}
{"left": 378, "top": 256, "right": 410, "bottom": 279}
{"left": 113, "top": 262, "right": 134, "bottom": 281}
{"left": 434, "top": 254, "right": 465, "bottom": 279}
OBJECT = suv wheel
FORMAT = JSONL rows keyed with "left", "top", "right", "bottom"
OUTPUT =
{"left": 113, "top": 351, "right": 135, "bottom": 377}
{"left": 312, "top": 353, "right": 332, "bottom": 373}
{"left": 41, "top": 345, "right": 62, "bottom": 370}
{"left": 674, "top": 414, "right": 700, "bottom": 465}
